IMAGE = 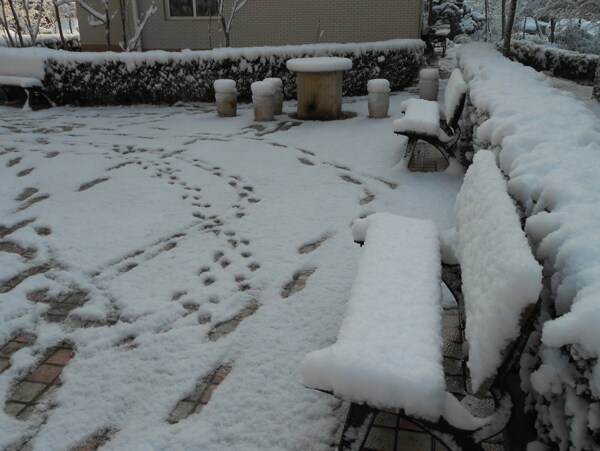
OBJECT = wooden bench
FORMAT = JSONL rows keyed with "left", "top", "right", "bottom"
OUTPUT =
{"left": 302, "top": 150, "right": 543, "bottom": 450}
{"left": 0, "top": 75, "right": 44, "bottom": 110}
{"left": 392, "top": 68, "right": 467, "bottom": 166}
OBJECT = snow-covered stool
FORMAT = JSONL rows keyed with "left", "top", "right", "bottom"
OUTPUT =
{"left": 367, "top": 79, "right": 390, "bottom": 118}
{"left": 0, "top": 76, "right": 44, "bottom": 111}
{"left": 393, "top": 68, "right": 467, "bottom": 167}
{"left": 286, "top": 57, "right": 352, "bottom": 120}
{"left": 433, "top": 26, "right": 451, "bottom": 56}
{"left": 263, "top": 77, "right": 283, "bottom": 115}
{"left": 302, "top": 152, "right": 543, "bottom": 449}
{"left": 419, "top": 68, "right": 439, "bottom": 101}
{"left": 214, "top": 79, "right": 237, "bottom": 117}
{"left": 251, "top": 81, "right": 275, "bottom": 122}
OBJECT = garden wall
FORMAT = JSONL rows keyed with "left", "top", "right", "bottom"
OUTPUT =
{"left": 0, "top": 39, "right": 424, "bottom": 106}
{"left": 458, "top": 43, "right": 600, "bottom": 450}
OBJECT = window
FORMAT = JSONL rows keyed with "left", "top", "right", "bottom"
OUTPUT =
{"left": 168, "top": 0, "right": 218, "bottom": 17}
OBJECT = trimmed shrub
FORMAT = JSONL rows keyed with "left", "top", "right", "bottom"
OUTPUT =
{"left": 504, "top": 40, "right": 599, "bottom": 82}
{"left": 35, "top": 40, "right": 424, "bottom": 106}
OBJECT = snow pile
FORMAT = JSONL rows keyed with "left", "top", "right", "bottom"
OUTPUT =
{"left": 303, "top": 213, "right": 446, "bottom": 420}
{"left": 250, "top": 81, "right": 274, "bottom": 96}
{"left": 366, "top": 79, "right": 390, "bottom": 93}
{"left": 286, "top": 57, "right": 352, "bottom": 73}
{"left": 0, "top": 47, "right": 46, "bottom": 78}
{"left": 213, "top": 79, "right": 237, "bottom": 93}
{"left": 455, "top": 150, "right": 542, "bottom": 392}
{"left": 444, "top": 68, "right": 467, "bottom": 126}
{"left": 458, "top": 43, "right": 600, "bottom": 449}
{"left": 393, "top": 98, "right": 446, "bottom": 139}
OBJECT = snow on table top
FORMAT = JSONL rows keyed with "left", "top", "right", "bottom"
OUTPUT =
{"left": 458, "top": 44, "right": 600, "bottom": 385}
{"left": 302, "top": 213, "right": 445, "bottom": 419}
{"left": 0, "top": 48, "right": 46, "bottom": 79}
{"left": 393, "top": 98, "right": 446, "bottom": 139}
{"left": 286, "top": 57, "right": 352, "bottom": 73}
{"left": 455, "top": 150, "right": 542, "bottom": 392}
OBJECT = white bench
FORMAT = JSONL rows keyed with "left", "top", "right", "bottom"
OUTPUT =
{"left": 393, "top": 68, "right": 467, "bottom": 165}
{"left": 0, "top": 75, "right": 44, "bottom": 110}
{"left": 302, "top": 150, "right": 543, "bottom": 450}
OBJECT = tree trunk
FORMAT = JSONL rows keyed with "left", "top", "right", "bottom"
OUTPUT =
{"left": 501, "top": 0, "right": 506, "bottom": 39}
{"left": 6, "top": 0, "right": 24, "bottom": 47}
{"left": 484, "top": 0, "right": 490, "bottom": 40}
{"left": 220, "top": 15, "right": 229, "bottom": 47}
{"left": 105, "top": 5, "right": 111, "bottom": 50}
{"left": 119, "top": 0, "right": 128, "bottom": 50}
{"left": 428, "top": 0, "right": 434, "bottom": 26}
{"left": 54, "top": 2, "right": 66, "bottom": 46}
{"left": 523, "top": 16, "right": 526, "bottom": 38}
{"left": 550, "top": 17, "right": 555, "bottom": 43}
{"left": 0, "top": 0, "right": 16, "bottom": 47}
{"left": 503, "top": 0, "right": 518, "bottom": 57}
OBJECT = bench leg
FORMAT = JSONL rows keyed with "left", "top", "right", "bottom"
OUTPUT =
{"left": 403, "top": 137, "right": 419, "bottom": 162}
{"left": 338, "top": 403, "right": 377, "bottom": 451}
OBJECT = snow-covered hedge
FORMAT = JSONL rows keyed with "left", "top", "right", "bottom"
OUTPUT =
{"left": 0, "top": 34, "right": 80, "bottom": 52}
{"left": 0, "top": 39, "right": 424, "bottom": 106}
{"left": 458, "top": 43, "right": 600, "bottom": 450}
{"left": 504, "top": 40, "right": 599, "bottom": 82}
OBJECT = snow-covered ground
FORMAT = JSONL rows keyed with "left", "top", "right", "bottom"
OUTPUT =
{"left": 0, "top": 92, "right": 462, "bottom": 450}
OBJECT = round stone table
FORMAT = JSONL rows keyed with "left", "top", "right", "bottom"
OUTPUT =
{"left": 286, "top": 57, "right": 353, "bottom": 120}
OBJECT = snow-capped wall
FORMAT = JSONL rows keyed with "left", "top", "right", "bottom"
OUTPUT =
{"left": 505, "top": 40, "right": 599, "bottom": 83}
{"left": 458, "top": 43, "right": 600, "bottom": 450}
{"left": 0, "top": 39, "right": 424, "bottom": 106}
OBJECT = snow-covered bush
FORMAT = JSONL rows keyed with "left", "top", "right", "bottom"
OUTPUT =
{"left": 0, "top": 39, "right": 424, "bottom": 106}
{"left": 594, "top": 64, "right": 600, "bottom": 101}
{"left": 505, "top": 40, "right": 599, "bottom": 82}
{"left": 556, "top": 23, "right": 600, "bottom": 55}
{"left": 458, "top": 43, "right": 600, "bottom": 450}
{"left": 429, "top": 1, "right": 484, "bottom": 39}
{"left": 0, "top": 33, "right": 80, "bottom": 51}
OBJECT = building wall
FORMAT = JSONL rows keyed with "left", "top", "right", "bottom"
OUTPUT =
{"left": 79, "top": 0, "right": 423, "bottom": 51}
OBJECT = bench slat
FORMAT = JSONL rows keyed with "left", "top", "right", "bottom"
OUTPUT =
{"left": 302, "top": 213, "right": 446, "bottom": 421}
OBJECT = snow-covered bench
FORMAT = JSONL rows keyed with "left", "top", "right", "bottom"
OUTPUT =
{"left": 0, "top": 75, "right": 44, "bottom": 110}
{"left": 392, "top": 68, "right": 467, "bottom": 165}
{"left": 302, "top": 149, "right": 543, "bottom": 450}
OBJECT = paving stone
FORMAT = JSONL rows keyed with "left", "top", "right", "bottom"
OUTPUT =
{"left": 168, "top": 401, "right": 196, "bottom": 423}
{"left": 461, "top": 394, "right": 495, "bottom": 418}
{"left": 10, "top": 381, "right": 46, "bottom": 403}
{"left": 481, "top": 443, "right": 505, "bottom": 451}
{"left": 184, "top": 382, "right": 210, "bottom": 402}
{"left": 64, "top": 292, "right": 87, "bottom": 305}
{"left": 442, "top": 341, "right": 463, "bottom": 360}
{"left": 442, "top": 327, "right": 462, "bottom": 343}
{"left": 26, "top": 364, "right": 63, "bottom": 383}
{"left": 14, "top": 333, "right": 36, "bottom": 344}
{"left": 17, "top": 405, "right": 35, "bottom": 419}
{"left": 47, "top": 303, "right": 77, "bottom": 316}
{"left": 445, "top": 376, "right": 465, "bottom": 395}
{"left": 0, "top": 357, "right": 9, "bottom": 372}
{"left": 0, "top": 341, "right": 27, "bottom": 358}
{"left": 45, "top": 348, "right": 74, "bottom": 365}
{"left": 443, "top": 358, "right": 463, "bottom": 376}
{"left": 200, "top": 384, "right": 218, "bottom": 404}
{"left": 396, "top": 430, "right": 433, "bottom": 451}
{"left": 364, "top": 426, "right": 396, "bottom": 451}
{"left": 442, "top": 315, "right": 460, "bottom": 328}
{"left": 45, "top": 314, "right": 66, "bottom": 323}
{"left": 398, "top": 419, "right": 424, "bottom": 432}
{"left": 373, "top": 412, "right": 398, "bottom": 428}
{"left": 4, "top": 401, "right": 27, "bottom": 416}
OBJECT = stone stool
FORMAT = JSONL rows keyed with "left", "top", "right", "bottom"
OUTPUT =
{"left": 214, "top": 79, "right": 237, "bottom": 117}
{"left": 251, "top": 81, "right": 275, "bottom": 122}
{"left": 419, "top": 68, "right": 439, "bottom": 101}
{"left": 264, "top": 77, "right": 283, "bottom": 115}
{"left": 367, "top": 79, "right": 390, "bottom": 118}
